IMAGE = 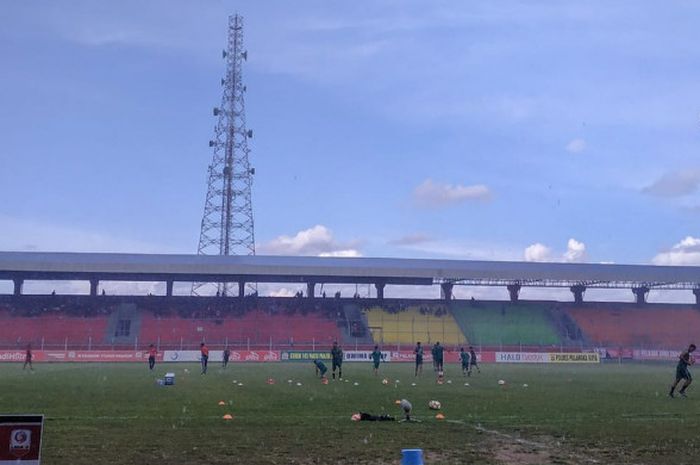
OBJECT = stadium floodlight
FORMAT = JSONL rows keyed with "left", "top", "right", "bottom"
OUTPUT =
{"left": 246, "top": 129, "right": 253, "bottom": 138}
{"left": 213, "top": 107, "right": 220, "bottom": 116}
{"left": 241, "top": 50, "right": 248, "bottom": 61}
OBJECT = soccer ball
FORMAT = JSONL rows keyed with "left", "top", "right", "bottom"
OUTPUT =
{"left": 382, "top": 378, "right": 389, "bottom": 385}
{"left": 428, "top": 400, "right": 442, "bottom": 410}
{"left": 498, "top": 379, "right": 506, "bottom": 385}
{"left": 353, "top": 382, "right": 359, "bottom": 386}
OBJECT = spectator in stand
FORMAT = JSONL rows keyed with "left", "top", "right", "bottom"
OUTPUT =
{"left": 200, "top": 343, "right": 209, "bottom": 375}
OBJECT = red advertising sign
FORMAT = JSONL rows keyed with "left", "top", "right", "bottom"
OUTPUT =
{"left": 0, "top": 415, "right": 43, "bottom": 464}
{"left": 0, "top": 350, "right": 163, "bottom": 363}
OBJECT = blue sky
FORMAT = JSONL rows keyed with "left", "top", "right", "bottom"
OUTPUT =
{"left": 1, "top": 1, "right": 700, "bottom": 290}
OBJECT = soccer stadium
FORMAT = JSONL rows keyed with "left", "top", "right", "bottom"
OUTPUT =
{"left": 3, "top": 3, "right": 700, "bottom": 465}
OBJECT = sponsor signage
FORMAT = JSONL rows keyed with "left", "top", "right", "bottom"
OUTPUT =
{"left": 633, "top": 349, "right": 678, "bottom": 361}
{"left": 548, "top": 352, "right": 599, "bottom": 363}
{"left": 0, "top": 415, "right": 43, "bottom": 465}
{"left": 163, "top": 350, "right": 279, "bottom": 363}
{"left": 495, "top": 352, "right": 599, "bottom": 364}
{"left": 343, "top": 351, "right": 391, "bottom": 362}
{"left": 280, "top": 350, "right": 332, "bottom": 362}
{"left": 0, "top": 350, "right": 163, "bottom": 363}
{"left": 496, "top": 352, "right": 549, "bottom": 363}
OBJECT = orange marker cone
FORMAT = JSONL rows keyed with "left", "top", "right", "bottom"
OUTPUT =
{"left": 435, "top": 413, "right": 445, "bottom": 420}
{"left": 223, "top": 414, "right": 233, "bottom": 420}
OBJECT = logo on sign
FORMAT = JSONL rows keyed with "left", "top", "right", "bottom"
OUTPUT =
{"left": 10, "top": 429, "right": 31, "bottom": 458}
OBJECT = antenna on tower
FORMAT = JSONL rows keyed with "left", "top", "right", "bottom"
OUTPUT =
{"left": 193, "top": 14, "right": 256, "bottom": 297}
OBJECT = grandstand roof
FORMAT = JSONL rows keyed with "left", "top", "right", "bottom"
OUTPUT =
{"left": 0, "top": 251, "right": 699, "bottom": 289}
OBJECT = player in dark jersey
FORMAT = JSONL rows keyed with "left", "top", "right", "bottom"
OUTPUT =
{"left": 23, "top": 344, "right": 33, "bottom": 371}
{"left": 414, "top": 342, "right": 424, "bottom": 377}
{"left": 431, "top": 343, "right": 438, "bottom": 372}
{"left": 669, "top": 344, "right": 696, "bottom": 398}
{"left": 222, "top": 347, "right": 230, "bottom": 368}
{"left": 314, "top": 359, "right": 328, "bottom": 378}
{"left": 200, "top": 343, "right": 209, "bottom": 375}
{"left": 147, "top": 344, "right": 157, "bottom": 371}
{"left": 469, "top": 346, "right": 480, "bottom": 374}
{"left": 331, "top": 341, "right": 343, "bottom": 380}
{"left": 433, "top": 342, "right": 444, "bottom": 372}
{"left": 370, "top": 345, "right": 384, "bottom": 376}
{"left": 459, "top": 347, "right": 470, "bottom": 376}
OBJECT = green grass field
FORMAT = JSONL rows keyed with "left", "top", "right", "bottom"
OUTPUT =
{"left": 1, "top": 361, "right": 698, "bottom": 465}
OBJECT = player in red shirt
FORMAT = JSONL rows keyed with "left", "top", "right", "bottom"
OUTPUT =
{"left": 200, "top": 343, "right": 209, "bottom": 374}
{"left": 23, "top": 344, "right": 33, "bottom": 371}
{"left": 148, "top": 344, "right": 157, "bottom": 371}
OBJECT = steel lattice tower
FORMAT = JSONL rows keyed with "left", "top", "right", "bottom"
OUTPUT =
{"left": 193, "top": 14, "right": 255, "bottom": 296}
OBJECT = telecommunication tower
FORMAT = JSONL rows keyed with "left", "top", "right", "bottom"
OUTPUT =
{"left": 193, "top": 14, "right": 256, "bottom": 296}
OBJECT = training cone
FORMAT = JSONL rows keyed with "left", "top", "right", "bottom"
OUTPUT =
{"left": 394, "top": 399, "right": 402, "bottom": 405}
{"left": 222, "top": 414, "right": 233, "bottom": 420}
{"left": 267, "top": 378, "right": 276, "bottom": 385}
{"left": 321, "top": 377, "right": 329, "bottom": 385}
{"left": 435, "top": 413, "right": 445, "bottom": 420}
{"left": 218, "top": 401, "right": 226, "bottom": 406}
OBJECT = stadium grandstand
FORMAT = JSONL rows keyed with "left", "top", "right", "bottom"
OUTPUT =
{"left": 1, "top": 251, "right": 700, "bottom": 355}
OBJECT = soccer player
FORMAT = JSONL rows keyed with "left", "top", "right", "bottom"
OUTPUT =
{"left": 23, "top": 344, "right": 33, "bottom": 371}
{"left": 331, "top": 341, "right": 343, "bottom": 380}
{"left": 414, "top": 341, "right": 424, "bottom": 377}
{"left": 431, "top": 343, "right": 438, "bottom": 372}
{"left": 370, "top": 345, "right": 384, "bottom": 376}
{"left": 469, "top": 346, "right": 480, "bottom": 374}
{"left": 460, "top": 347, "right": 470, "bottom": 376}
{"left": 669, "top": 343, "right": 696, "bottom": 398}
{"left": 147, "top": 344, "right": 157, "bottom": 371}
{"left": 200, "top": 342, "right": 209, "bottom": 375}
{"left": 314, "top": 359, "right": 328, "bottom": 378}
{"left": 433, "top": 341, "right": 444, "bottom": 372}
{"left": 222, "top": 347, "right": 230, "bottom": 368}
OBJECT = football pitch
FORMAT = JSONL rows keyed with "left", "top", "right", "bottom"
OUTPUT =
{"left": 1, "top": 361, "right": 698, "bottom": 465}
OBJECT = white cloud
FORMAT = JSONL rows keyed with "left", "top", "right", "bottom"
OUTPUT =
{"left": 524, "top": 243, "right": 552, "bottom": 262}
{"left": 259, "top": 225, "right": 361, "bottom": 257}
{"left": 642, "top": 169, "right": 700, "bottom": 197}
{"left": 319, "top": 249, "right": 361, "bottom": 258}
{"left": 563, "top": 238, "right": 587, "bottom": 263}
{"left": 413, "top": 179, "right": 491, "bottom": 208}
{"left": 652, "top": 236, "right": 700, "bottom": 265}
{"left": 524, "top": 238, "right": 587, "bottom": 263}
{"left": 565, "top": 138, "right": 586, "bottom": 154}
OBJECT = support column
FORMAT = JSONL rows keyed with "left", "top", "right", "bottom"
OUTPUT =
{"left": 440, "top": 282, "right": 454, "bottom": 301}
{"left": 632, "top": 286, "right": 649, "bottom": 305}
{"left": 693, "top": 288, "right": 700, "bottom": 306}
{"left": 238, "top": 281, "right": 246, "bottom": 298}
{"left": 306, "top": 282, "right": 316, "bottom": 299}
{"left": 90, "top": 278, "right": 99, "bottom": 297}
{"left": 570, "top": 285, "right": 586, "bottom": 305}
{"left": 13, "top": 278, "right": 23, "bottom": 296}
{"left": 375, "top": 282, "right": 386, "bottom": 300}
{"left": 166, "top": 280, "right": 174, "bottom": 297}
{"left": 507, "top": 283, "right": 521, "bottom": 303}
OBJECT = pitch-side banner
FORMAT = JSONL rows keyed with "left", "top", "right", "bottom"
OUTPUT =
{"left": 0, "top": 415, "right": 44, "bottom": 465}
{"left": 633, "top": 349, "right": 678, "bottom": 361}
{"left": 0, "top": 350, "right": 163, "bottom": 363}
{"left": 496, "top": 352, "right": 599, "bottom": 363}
{"left": 163, "top": 350, "right": 280, "bottom": 363}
